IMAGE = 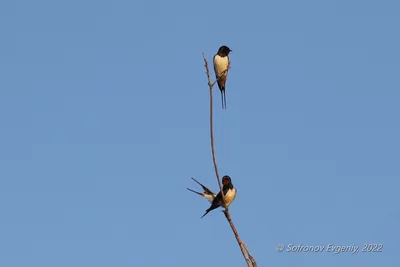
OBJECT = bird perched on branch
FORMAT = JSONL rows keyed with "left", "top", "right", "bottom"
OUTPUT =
{"left": 187, "top": 177, "right": 216, "bottom": 202}
{"left": 201, "top": 175, "right": 236, "bottom": 218}
{"left": 213, "top": 45, "right": 232, "bottom": 109}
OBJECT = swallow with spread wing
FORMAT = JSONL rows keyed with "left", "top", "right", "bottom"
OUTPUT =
{"left": 201, "top": 175, "right": 237, "bottom": 218}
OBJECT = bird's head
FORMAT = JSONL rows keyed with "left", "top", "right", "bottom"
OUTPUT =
{"left": 217, "top": 46, "right": 232, "bottom": 57}
{"left": 222, "top": 175, "right": 232, "bottom": 185}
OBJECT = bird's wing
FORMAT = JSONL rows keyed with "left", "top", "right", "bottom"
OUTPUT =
{"left": 213, "top": 54, "right": 218, "bottom": 78}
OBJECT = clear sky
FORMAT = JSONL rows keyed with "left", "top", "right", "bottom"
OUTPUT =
{"left": 0, "top": 0, "right": 399, "bottom": 266}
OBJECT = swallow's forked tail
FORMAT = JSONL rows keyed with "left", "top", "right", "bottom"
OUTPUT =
{"left": 223, "top": 89, "right": 227, "bottom": 109}
{"left": 186, "top": 188, "right": 203, "bottom": 197}
{"left": 220, "top": 89, "right": 227, "bottom": 109}
{"left": 191, "top": 177, "right": 204, "bottom": 187}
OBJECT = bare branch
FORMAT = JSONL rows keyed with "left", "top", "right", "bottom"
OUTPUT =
{"left": 223, "top": 210, "right": 253, "bottom": 267}
{"left": 202, "top": 52, "right": 257, "bottom": 267}
{"left": 243, "top": 242, "right": 258, "bottom": 267}
{"left": 202, "top": 52, "right": 224, "bottom": 202}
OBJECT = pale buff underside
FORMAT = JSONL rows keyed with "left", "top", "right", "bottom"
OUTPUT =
{"left": 223, "top": 188, "right": 237, "bottom": 207}
{"left": 213, "top": 55, "right": 229, "bottom": 78}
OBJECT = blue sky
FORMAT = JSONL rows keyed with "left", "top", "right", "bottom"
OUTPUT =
{"left": 0, "top": 0, "right": 399, "bottom": 266}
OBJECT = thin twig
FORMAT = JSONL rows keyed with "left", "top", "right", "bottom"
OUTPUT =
{"left": 202, "top": 52, "right": 230, "bottom": 203}
{"left": 223, "top": 210, "right": 252, "bottom": 267}
{"left": 202, "top": 52, "right": 257, "bottom": 267}
{"left": 243, "top": 242, "right": 258, "bottom": 267}
{"left": 202, "top": 52, "right": 224, "bottom": 201}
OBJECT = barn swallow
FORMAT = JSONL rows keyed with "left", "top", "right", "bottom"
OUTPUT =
{"left": 201, "top": 175, "right": 237, "bottom": 218}
{"left": 213, "top": 45, "right": 232, "bottom": 109}
{"left": 187, "top": 177, "right": 216, "bottom": 202}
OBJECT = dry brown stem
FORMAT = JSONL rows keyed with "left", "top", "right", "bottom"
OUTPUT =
{"left": 202, "top": 52, "right": 257, "bottom": 267}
